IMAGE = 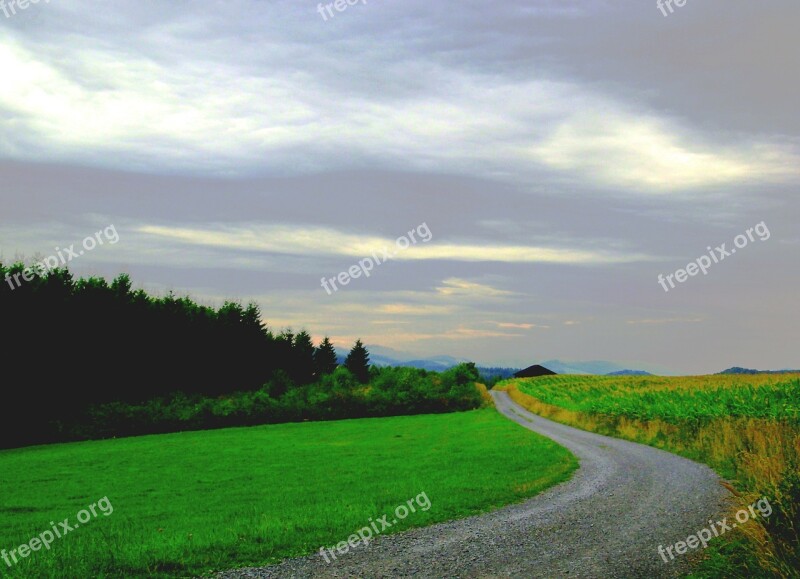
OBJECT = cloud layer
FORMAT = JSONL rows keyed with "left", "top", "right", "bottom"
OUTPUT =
{"left": 1, "top": 0, "right": 798, "bottom": 373}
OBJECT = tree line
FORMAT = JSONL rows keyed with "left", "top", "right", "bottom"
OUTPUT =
{"left": 0, "top": 264, "right": 484, "bottom": 448}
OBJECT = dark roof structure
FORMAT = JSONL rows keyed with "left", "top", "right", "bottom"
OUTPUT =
{"left": 513, "top": 364, "right": 557, "bottom": 378}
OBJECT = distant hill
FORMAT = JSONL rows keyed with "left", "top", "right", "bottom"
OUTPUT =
{"left": 346, "top": 352, "right": 517, "bottom": 378}
{"left": 336, "top": 346, "right": 471, "bottom": 372}
{"left": 606, "top": 370, "right": 653, "bottom": 376}
{"left": 477, "top": 367, "right": 520, "bottom": 382}
{"left": 540, "top": 359, "right": 673, "bottom": 375}
{"left": 403, "top": 356, "right": 471, "bottom": 371}
{"left": 514, "top": 365, "right": 557, "bottom": 378}
{"left": 334, "top": 347, "right": 667, "bottom": 377}
{"left": 718, "top": 367, "right": 800, "bottom": 375}
{"left": 540, "top": 360, "right": 627, "bottom": 375}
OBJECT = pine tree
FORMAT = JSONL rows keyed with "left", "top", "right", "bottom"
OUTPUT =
{"left": 314, "top": 336, "right": 339, "bottom": 377}
{"left": 293, "top": 330, "right": 316, "bottom": 385}
{"left": 344, "top": 339, "right": 371, "bottom": 383}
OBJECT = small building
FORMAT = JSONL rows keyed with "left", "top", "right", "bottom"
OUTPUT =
{"left": 514, "top": 364, "right": 557, "bottom": 378}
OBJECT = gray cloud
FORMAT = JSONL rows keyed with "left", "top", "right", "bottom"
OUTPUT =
{"left": 1, "top": 0, "right": 798, "bottom": 373}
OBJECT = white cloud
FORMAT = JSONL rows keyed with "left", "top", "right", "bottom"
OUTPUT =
{"left": 137, "top": 223, "right": 649, "bottom": 265}
{"left": 533, "top": 110, "right": 797, "bottom": 191}
{"left": 377, "top": 303, "right": 457, "bottom": 316}
{"left": 436, "top": 278, "right": 515, "bottom": 298}
{"left": 626, "top": 317, "right": 704, "bottom": 325}
{"left": 1, "top": 35, "right": 796, "bottom": 192}
{"left": 494, "top": 321, "right": 549, "bottom": 330}
{"left": 331, "top": 326, "right": 525, "bottom": 347}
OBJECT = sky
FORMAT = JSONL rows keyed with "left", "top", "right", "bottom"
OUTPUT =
{"left": 1, "top": 0, "right": 798, "bottom": 374}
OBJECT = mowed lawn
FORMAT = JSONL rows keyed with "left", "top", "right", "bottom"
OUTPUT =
{"left": 0, "top": 408, "right": 577, "bottom": 578}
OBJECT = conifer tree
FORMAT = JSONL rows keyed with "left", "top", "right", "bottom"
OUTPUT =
{"left": 344, "top": 339, "right": 371, "bottom": 383}
{"left": 293, "top": 330, "right": 316, "bottom": 384}
{"left": 314, "top": 336, "right": 339, "bottom": 377}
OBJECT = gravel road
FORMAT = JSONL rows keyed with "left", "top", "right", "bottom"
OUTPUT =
{"left": 216, "top": 390, "right": 730, "bottom": 578}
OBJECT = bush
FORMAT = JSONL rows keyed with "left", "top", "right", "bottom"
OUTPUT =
{"left": 70, "top": 364, "right": 486, "bottom": 441}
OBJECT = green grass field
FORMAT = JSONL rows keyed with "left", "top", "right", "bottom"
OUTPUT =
{"left": 0, "top": 408, "right": 577, "bottom": 578}
{"left": 510, "top": 374, "right": 800, "bottom": 421}
{"left": 499, "top": 374, "right": 800, "bottom": 577}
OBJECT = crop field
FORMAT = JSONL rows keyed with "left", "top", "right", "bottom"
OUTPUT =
{"left": 508, "top": 374, "right": 800, "bottom": 421}
{"left": 497, "top": 374, "right": 800, "bottom": 577}
{"left": 0, "top": 408, "right": 576, "bottom": 578}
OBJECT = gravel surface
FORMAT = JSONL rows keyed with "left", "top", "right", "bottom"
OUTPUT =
{"left": 215, "top": 391, "right": 730, "bottom": 578}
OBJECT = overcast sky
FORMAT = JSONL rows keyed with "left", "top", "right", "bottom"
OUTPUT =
{"left": 1, "top": 0, "right": 798, "bottom": 373}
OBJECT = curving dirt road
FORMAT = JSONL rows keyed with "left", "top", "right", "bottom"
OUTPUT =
{"left": 217, "top": 391, "right": 730, "bottom": 578}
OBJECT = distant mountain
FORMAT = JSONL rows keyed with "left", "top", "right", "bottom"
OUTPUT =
{"left": 400, "top": 356, "right": 470, "bottom": 371}
{"left": 718, "top": 367, "right": 800, "bottom": 375}
{"left": 477, "top": 367, "right": 520, "bottom": 382}
{"left": 539, "top": 359, "right": 672, "bottom": 375}
{"left": 606, "top": 369, "right": 652, "bottom": 376}
{"left": 719, "top": 367, "right": 759, "bottom": 375}
{"left": 333, "top": 347, "right": 667, "bottom": 376}
{"left": 540, "top": 360, "right": 625, "bottom": 375}
{"left": 337, "top": 348, "right": 518, "bottom": 377}
{"left": 336, "top": 346, "right": 470, "bottom": 371}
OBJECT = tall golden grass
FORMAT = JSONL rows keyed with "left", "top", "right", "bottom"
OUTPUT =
{"left": 475, "top": 382, "right": 495, "bottom": 407}
{"left": 498, "top": 380, "right": 800, "bottom": 577}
